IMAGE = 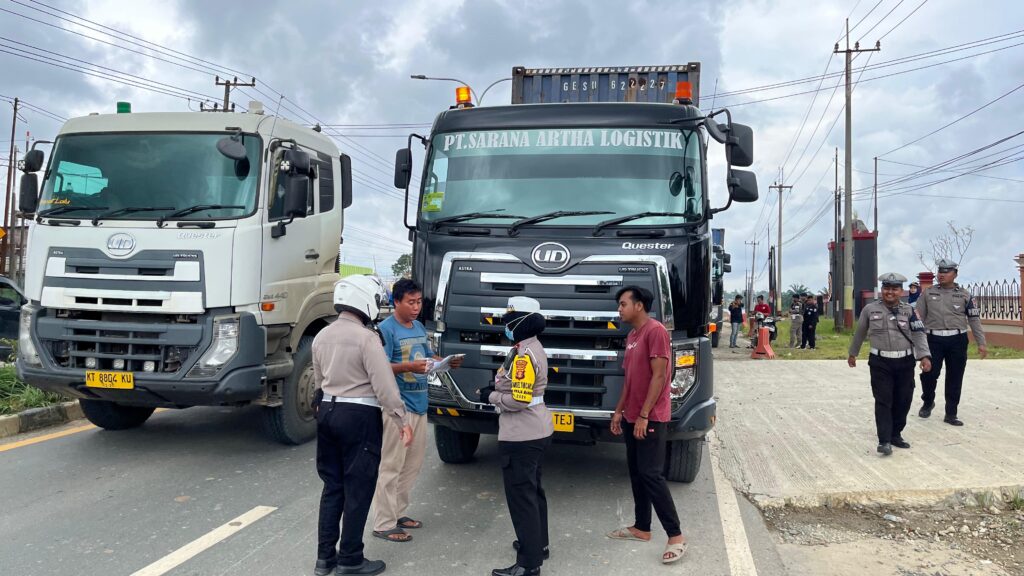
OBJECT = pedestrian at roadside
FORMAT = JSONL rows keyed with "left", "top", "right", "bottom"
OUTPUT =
{"left": 788, "top": 293, "right": 804, "bottom": 348}
{"left": 728, "top": 294, "right": 744, "bottom": 348}
{"left": 907, "top": 281, "right": 921, "bottom": 307}
{"left": 314, "top": 275, "right": 414, "bottom": 576}
{"left": 476, "top": 296, "right": 553, "bottom": 576}
{"left": 848, "top": 273, "right": 932, "bottom": 456}
{"left": 607, "top": 286, "right": 687, "bottom": 565}
{"left": 916, "top": 259, "right": 987, "bottom": 426}
{"left": 372, "top": 279, "right": 462, "bottom": 543}
{"left": 800, "top": 295, "right": 819, "bottom": 349}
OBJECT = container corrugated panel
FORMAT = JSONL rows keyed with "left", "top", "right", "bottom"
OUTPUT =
{"left": 511, "top": 64, "right": 700, "bottom": 106}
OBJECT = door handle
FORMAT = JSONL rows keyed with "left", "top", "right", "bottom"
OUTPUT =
{"left": 305, "top": 250, "right": 320, "bottom": 260}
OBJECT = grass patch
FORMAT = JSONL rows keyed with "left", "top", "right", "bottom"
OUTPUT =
{"left": 0, "top": 366, "right": 65, "bottom": 416}
{"left": 771, "top": 318, "right": 1024, "bottom": 361}
{"left": 1010, "top": 493, "right": 1024, "bottom": 511}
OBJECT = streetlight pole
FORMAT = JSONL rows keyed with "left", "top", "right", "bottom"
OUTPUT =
{"left": 477, "top": 77, "right": 512, "bottom": 106}
{"left": 410, "top": 75, "right": 478, "bottom": 104}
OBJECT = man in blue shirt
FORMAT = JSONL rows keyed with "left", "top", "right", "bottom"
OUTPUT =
{"left": 372, "top": 279, "right": 461, "bottom": 543}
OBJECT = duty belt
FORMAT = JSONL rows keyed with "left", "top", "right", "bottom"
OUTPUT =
{"left": 870, "top": 348, "right": 913, "bottom": 359}
{"left": 322, "top": 393, "right": 381, "bottom": 408}
{"left": 928, "top": 329, "right": 967, "bottom": 336}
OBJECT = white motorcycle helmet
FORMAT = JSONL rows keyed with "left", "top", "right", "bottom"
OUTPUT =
{"left": 334, "top": 275, "right": 386, "bottom": 322}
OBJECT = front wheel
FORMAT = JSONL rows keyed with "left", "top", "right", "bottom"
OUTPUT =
{"left": 79, "top": 399, "right": 155, "bottom": 430}
{"left": 665, "top": 438, "right": 703, "bottom": 483}
{"left": 263, "top": 336, "right": 317, "bottom": 445}
{"left": 434, "top": 424, "right": 480, "bottom": 463}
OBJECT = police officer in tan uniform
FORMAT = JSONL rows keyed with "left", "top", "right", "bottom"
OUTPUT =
{"left": 916, "top": 259, "right": 987, "bottom": 426}
{"left": 477, "top": 296, "right": 553, "bottom": 576}
{"left": 848, "top": 273, "right": 932, "bottom": 455}
{"left": 313, "top": 275, "right": 413, "bottom": 576}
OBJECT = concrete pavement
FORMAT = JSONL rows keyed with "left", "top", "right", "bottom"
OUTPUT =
{"left": 0, "top": 406, "right": 788, "bottom": 576}
{"left": 713, "top": 358, "right": 1024, "bottom": 508}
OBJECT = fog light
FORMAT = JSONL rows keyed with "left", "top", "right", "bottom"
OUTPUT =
{"left": 85, "top": 357, "right": 98, "bottom": 369}
{"left": 143, "top": 361, "right": 156, "bottom": 372}
{"left": 113, "top": 359, "right": 125, "bottom": 370}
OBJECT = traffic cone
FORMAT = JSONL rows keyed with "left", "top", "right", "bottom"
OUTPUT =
{"left": 750, "top": 327, "right": 775, "bottom": 359}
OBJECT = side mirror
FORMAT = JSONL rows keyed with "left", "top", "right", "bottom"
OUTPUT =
{"left": 19, "top": 173, "right": 39, "bottom": 214}
{"left": 723, "top": 252, "right": 732, "bottom": 264}
{"left": 728, "top": 169, "right": 758, "bottom": 203}
{"left": 727, "top": 123, "right": 754, "bottom": 167}
{"left": 282, "top": 148, "right": 311, "bottom": 176}
{"left": 723, "top": 263, "right": 732, "bottom": 273}
{"left": 394, "top": 148, "right": 412, "bottom": 189}
{"left": 340, "top": 153, "right": 353, "bottom": 209}
{"left": 284, "top": 174, "right": 309, "bottom": 218}
{"left": 22, "top": 149, "right": 45, "bottom": 172}
{"left": 216, "top": 136, "right": 247, "bottom": 161}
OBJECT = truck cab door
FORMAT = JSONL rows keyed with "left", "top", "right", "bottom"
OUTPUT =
{"left": 260, "top": 148, "right": 323, "bottom": 323}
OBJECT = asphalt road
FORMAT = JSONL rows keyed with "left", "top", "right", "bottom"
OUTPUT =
{"left": 1, "top": 406, "right": 788, "bottom": 576}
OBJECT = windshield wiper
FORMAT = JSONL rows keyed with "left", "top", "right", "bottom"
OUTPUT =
{"left": 592, "top": 212, "right": 690, "bottom": 236}
{"left": 157, "top": 204, "right": 245, "bottom": 227}
{"left": 430, "top": 210, "right": 526, "bottom": 230}
{"left": 37, "top": 205, "right": 109, "bottom": 218}
{"left": 91, "top": 207, "right": 175, "bottom": 226}
{"left": 508, "top": 210, "right": 614, "bottom": 236}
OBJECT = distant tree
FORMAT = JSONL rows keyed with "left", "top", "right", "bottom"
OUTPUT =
{"left": 917, "top": 221, "right": 974, "bottom": 273}
{"left": 783, "top": 283, "right": 811, "bottom": 309}
{"left": 391, "top": 254, "right": 412, "bottom": 278}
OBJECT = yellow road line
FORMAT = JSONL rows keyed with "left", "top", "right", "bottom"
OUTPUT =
{"left": 0, "top": 422, "right": 96, "bottom": 452}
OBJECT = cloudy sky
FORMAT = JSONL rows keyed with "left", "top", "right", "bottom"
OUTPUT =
{"left": 1, "top": 0, "right": 1022, "bottom": 291}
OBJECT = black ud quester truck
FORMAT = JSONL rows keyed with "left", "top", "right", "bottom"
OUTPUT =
{"left": 393, "top": 64, "right": 757, "bottom": 482}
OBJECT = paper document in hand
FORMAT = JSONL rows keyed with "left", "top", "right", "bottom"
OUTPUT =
{"left": 427, "top": 354, "right": 465, "bottom": 375}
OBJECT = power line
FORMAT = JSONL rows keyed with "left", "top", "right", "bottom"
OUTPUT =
{"left": 879, "top": 79, "right": 1024, "bottom": 156}
{"left": 856, "top": 0, "right": 906, "bottom": 43}
{"left": 879, "top": 158, "right": 1024, "bottom": 184}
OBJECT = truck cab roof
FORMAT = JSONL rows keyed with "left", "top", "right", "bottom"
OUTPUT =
{"left": 58, "top": 112, "right": 338, "bottom": 155}
{"left": 431, "top": 102, "right": 705, "bottom": 133}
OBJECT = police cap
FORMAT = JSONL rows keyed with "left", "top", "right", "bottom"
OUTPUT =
{"left": 935, "top": 258, "right": 959, "bottom": 272}
{"left": 507, "top": 296, "right": 541, "bottom": 314}
{"left": 878, "top": 272, "right": 908, "bottom": 287}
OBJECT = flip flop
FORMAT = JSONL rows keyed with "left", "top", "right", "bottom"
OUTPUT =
{"left": 372, "top": 527, "right": 412, "bottom": 543}
{"left": 397, "top": 516, "right": 423, "bottom": 529}
{"left": 606, "top": 527, "right": 650, "bottom": 542}
{"left": 662, "top": 541, "right": 687, "bottom": 564}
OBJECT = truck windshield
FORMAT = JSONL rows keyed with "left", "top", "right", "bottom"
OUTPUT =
{"left": 420, "top": 127, "right": 703, "bottom": 227}
{"left": 38, "top": 132, "right": 260, "bottom": 221}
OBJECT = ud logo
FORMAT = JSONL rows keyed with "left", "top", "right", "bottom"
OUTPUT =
{"left": 106, "top": 233, "right": 136, "bottom": 257}
{"left": 531, "top": 242, "right": 570, "bottom": 271}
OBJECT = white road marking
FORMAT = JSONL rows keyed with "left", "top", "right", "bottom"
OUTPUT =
{"left": 130, "top": 505, "right": 277, "bottom": 576}
{"left": 708, "top": 430, "right": 759, "bottom": 576}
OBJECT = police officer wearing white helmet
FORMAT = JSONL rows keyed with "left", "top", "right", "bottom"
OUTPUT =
{"left": 313, "top": 275, "right": 413, "bottom": 576}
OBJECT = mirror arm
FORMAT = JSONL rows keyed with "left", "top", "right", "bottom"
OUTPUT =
{"left": 402, "top": 133, "right": 427, "bottom": 231}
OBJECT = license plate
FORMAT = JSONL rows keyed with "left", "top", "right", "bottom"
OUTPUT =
{"left": 552, "top": 412, "right": 574, "bottom": 433}
{"left": 85, "top": 371, "right": 135, "bottom": 389}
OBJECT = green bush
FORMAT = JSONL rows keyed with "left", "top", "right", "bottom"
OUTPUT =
{"left": 0, "top": 367, "right": 65, "bottom": 415}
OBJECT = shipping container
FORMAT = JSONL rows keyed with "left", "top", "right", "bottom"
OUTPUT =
{"left": 511, "top": 64, "right": 701, "bottom": 106}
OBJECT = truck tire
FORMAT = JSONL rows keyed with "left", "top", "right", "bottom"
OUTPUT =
{"left": 263, "top": 336, "right": 317, "bottom": 445}
{"left": 664, "top": 438, "right": 703, "bottom": 483}
{"left": 434, "top": 424, "right": 480, "bottom": 463}
{"left": 79, "top": 399, "right": 155, "bottom": 430}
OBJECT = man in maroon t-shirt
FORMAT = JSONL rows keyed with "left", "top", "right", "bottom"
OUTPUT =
{"left": 606, "top": 286, "right": 687, "bottom": 565}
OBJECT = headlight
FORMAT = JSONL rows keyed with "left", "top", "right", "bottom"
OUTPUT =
{"left": 671, "top": 349, "right": 697, "bottom": 402}
{"left": 186, "top": 315, "right": 239, "bottom": 378}
{"left": 18, "top": 305, "right": 41, "bottom": 367}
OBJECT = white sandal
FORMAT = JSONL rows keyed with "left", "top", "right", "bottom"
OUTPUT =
{"left": 662, "top": 541, "right": 687, "bottom": 564}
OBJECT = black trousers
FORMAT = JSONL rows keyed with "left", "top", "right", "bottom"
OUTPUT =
{"left": 316, "top": 402, "right": 384, "bottom": 566}
{"left": 499, "top": 436, "right": 551, "bottom": 569}
{"left": 920, "top": 333, "right": 969, "bottom": 416}
{"left": 623, "top": 421, "right": 681, "bottom": 538}
{"left": 801, "top": 323, "right": 817, "bottom": 348}
{"left": 868, "top": 354, "right": 916, "bottom": 444}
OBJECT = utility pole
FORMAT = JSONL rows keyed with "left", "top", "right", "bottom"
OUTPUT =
{"left": 834, "top": 147, "right": 841, "bottom": 330}
{"left": 835, "top": 19, "right": 880, "bottom": 328}
{"left": 770, "top": 182, "right": 792, "bottom": 315}
{"left": 214, "top": 76, "right": 256, "bottom": 111}
{"left": 744, "top": 240, "right": 759, "bottom": 305}
{"left": 873, "top": 156, "right": 879, "bottom": 232}
{"left": 3, "top": 97, "right": 19, "bottom": 276}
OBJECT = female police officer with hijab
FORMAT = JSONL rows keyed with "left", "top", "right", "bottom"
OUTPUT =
{"left": 477, "top": 296, "right": 553, "bottom": 576}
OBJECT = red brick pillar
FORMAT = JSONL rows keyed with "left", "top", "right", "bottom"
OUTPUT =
{"left": 918, "top": 271, "right": 935, "bottom": 291}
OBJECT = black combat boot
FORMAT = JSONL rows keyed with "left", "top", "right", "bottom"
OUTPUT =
{"left": 877, "top": 443, "right": 893, "bottom": 456}
{"left": 492, "top": 564, "right": 541, "bottom": 576}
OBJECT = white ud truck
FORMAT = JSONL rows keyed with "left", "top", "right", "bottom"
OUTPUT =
{"left": 14, "top": 104, "right": 352, "bottom": 444}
